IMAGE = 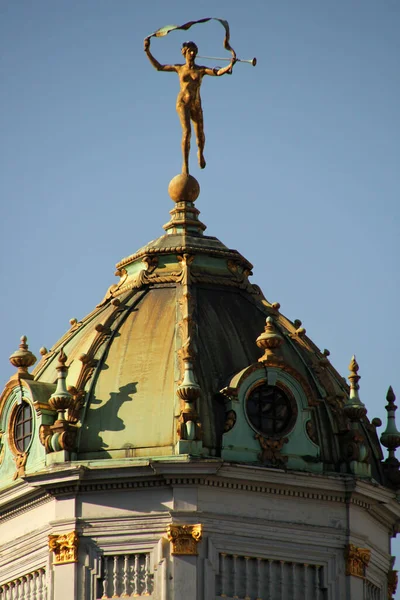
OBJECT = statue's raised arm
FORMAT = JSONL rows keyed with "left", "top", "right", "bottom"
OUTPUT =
{"left": 144, "top": 37, "right": 177, "bottom": 73}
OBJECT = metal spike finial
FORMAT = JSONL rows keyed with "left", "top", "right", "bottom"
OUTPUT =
{"left": 380, "top": 386, "right": 400, "bottom": 459}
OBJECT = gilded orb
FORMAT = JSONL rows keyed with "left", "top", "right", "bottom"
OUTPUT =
{"left": 168, "top": 174, "right": 200, "bottom": 203}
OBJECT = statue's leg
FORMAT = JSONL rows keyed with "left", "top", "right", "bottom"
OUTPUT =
{"left": 177, "top": 103, "right": 191, "bottom": 175}
{"left": 191, "top": 104, "right": 206, "bottom": 169}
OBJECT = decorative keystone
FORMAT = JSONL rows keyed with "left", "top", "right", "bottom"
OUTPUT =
{"left": 9, "top": 336, "right": 36, "bottom": 380}
{"left": 167, "top": 524, "right": 202, "bottom": 555}
{"left": 48, "top": 531, "right": 79, "bottom": 564}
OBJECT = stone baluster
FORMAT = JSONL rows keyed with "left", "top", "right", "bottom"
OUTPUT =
{"left": 102, "top": 556, "right": 109, "bottom": 599}
{"left": 40, "top": 569, "right": 46, "bottom": 600}
{"left": 292, "top": 563, "right": 296, "bottom": 600}
{"left": 27, "top": 574, "right": 33, "bottom": 600}
{"left": 256, "top": 557, "right": 262, "bottom": 600}
{"left": 304, "top": 564, "right": 309, "bottom": 599}
{"left": 280, "top": 561, "right": 285, "bottom": 599}
{"left": 33, "top": 572, "right": 38, "bottom": 600}
{"left": 112, "top": 556, "right": 118, "bottom": 597}
{"left": 268, "top": 559, "right": 273, "bottom": 599}
{"left": 121, "top": 555, "right": 129, "bottom": 597}
{"left": 314, "top": 565, "right": 320, "bottom": 600}
{"left": 220, "top": 553, "right": 228, "bottom": 597}
{"left": 232, "top": 555, "right": 239, "bottom": 599}
{"left": 244, "top": 556, "right": 251, "bottom": 600}
{"left": 132, "top": 554, "right": 139, "bottom": 596}
{"left": 143, "top": 554, "right": 151, "bottom": 596}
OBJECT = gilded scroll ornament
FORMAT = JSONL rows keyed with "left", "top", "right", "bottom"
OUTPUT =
{"left": 345, "top": 543, "right": 371, "bottom": 578}
{"left": 167, "top": 524, "right": 202, "bottom": 555}
{"left": 255, "top": 434, "right": 288, "bottom": 468}
{"left": 12, "top": 452, "right": 27, "bottom": 480}
{"left": 48, "top": 531, "right": 79, "bottom": 564}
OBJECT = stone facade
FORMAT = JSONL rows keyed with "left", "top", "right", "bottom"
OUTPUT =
{"left": 0, "top": 461, "right": 398, "bottom": 599}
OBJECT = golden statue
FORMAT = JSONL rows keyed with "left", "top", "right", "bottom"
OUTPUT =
{"left": 144, "top": 37, "right": 236, "bottom": 175}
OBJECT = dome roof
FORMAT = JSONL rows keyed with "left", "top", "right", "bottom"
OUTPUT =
{"left": 0, "top": 175, "right": 393, "bottom": 488}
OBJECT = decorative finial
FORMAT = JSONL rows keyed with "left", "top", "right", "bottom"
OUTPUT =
{"left": 39, "top": 346, "right": 48, "bottom": 356}
{"left": 348, "top": 355, "right": 360, "bottom": 395}
{"left": 256, "top": 316, "right": 284, "bottom": 362}
{"left": 380, "top": 387, "right": 400, "bottom": 459}
{"left": 69, "top": 318, "right": 78, "bottom": 327}
{"left": 163, "top": 174, "right": 206, "bottom": 235}
{"left": 177, "top": 362, "right": 201, "bottom": 404}
{"left": 9, "top": 335, "right": 37, "bottom": 380}
{"left": 343, "top": 355, "right": 367, "bottom": 421}
{"left": 48, "top": 348, "right": 73, "bottom": 423}
{"left": 320, "top": 348, "right": 330, "bottom": 367}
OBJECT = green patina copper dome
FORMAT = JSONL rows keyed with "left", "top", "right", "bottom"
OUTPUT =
{"left": 0, "top": 176, "right": 393, "bottom": 489}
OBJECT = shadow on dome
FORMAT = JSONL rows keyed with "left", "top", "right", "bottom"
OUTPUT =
{"left": 78, "top": 382, "right": 138, "bottom": 457}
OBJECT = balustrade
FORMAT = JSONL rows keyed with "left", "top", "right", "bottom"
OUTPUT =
{"left": 0, "top": 569, "right": 46, "bottom": 600}
{"left": 98, "top": 553, "right": 153, "bottom": 599}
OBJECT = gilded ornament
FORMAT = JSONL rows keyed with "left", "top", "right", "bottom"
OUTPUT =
{"left": 12, "top": 452, "right": 27, "bottom": 480}
{"left": 256, "top": 317, "right": 284, "bottom": 362}
{"left": 255, "top": 434, "right": 288, "bottom": 468}
{"left": 344, "top": 543, "right": 370, "bottom": 578}
{"left": 144, "top": 19, "right": 238, "bottom": 175}
{"left": 48, "top": 531, "right": 79, "bottom": 564}
{"left": 224, "top": 410, "right": 237, "bottom": 433}
{"left": 9, "top": 336, "right": 36, "bottom": 380}
{"left": 167, "top": 524, "right": 202, "bottom": 555}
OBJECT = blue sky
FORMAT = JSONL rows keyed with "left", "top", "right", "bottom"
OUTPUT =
{"left": 1, "top": 0, "right": 399, "bottom": 578}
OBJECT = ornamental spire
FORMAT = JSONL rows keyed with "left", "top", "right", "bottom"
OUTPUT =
{"left": 48, "top": 349, "right": 73, "bottom": 423}
{"left": 380, "top": 386, "right": 400, "bottom": 460}
{"left": 343, "top": 355, "right": 367, "bottom": 421}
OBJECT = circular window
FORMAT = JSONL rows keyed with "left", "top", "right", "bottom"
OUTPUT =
{"left": 13, "top": 402, "right": 33, "bottom": 452}
{"left": 246, "top": 383, "right": 296, "bottom": 436}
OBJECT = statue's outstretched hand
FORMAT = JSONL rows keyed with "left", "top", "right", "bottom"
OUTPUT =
{"left": 144, "top": 37, "right": 150, "bottom": 52}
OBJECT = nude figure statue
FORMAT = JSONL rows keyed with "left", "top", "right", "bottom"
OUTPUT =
{"left": 144, "top": 37, "right": 236, "bottom": 175}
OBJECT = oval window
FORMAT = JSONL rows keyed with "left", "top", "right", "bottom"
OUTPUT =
{"left": 13, "top": 402, "right": 33, "bottom": 452}
{"left": 246, "top": 383, "right": 294, "bottom": 436}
